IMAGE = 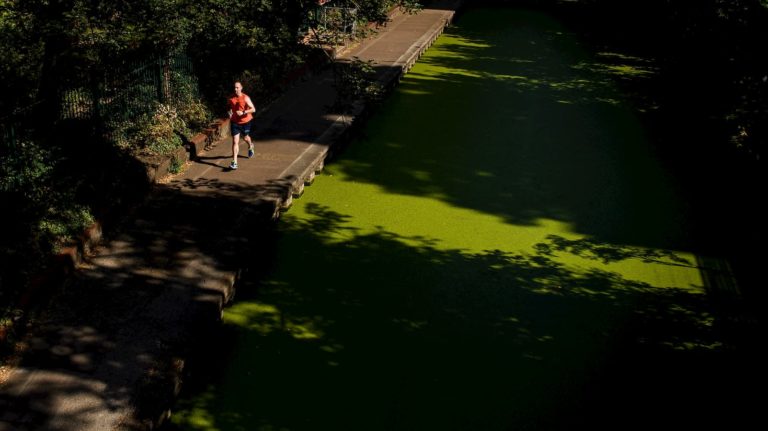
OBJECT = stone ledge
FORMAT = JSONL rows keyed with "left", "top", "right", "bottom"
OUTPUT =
{"left": 138, "top": 146, "right": 187, "bottom": 185}
{"left": 188, "top": 118, "right": 230, "bottom": 157}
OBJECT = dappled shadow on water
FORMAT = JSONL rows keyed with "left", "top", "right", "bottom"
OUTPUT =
{"left": 341, "top": 8, "right": 750, "bottom": 261}
{"left": 169, "top": 203, "right": 762, "bottom": 431}
{"left": 534, "top": 234, "right": 694, "bottom": 267}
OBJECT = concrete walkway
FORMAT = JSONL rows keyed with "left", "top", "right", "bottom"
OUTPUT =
{"left": 0, "top": 1, "right": 461, "bottom": 430}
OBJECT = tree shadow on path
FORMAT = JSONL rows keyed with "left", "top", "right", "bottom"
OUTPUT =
{"left": 0, "top": 176, "right": 294, "bottom": 430}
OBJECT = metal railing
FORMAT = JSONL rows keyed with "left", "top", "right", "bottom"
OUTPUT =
{"left": 57, "top": 54, "right": 198, "bottom": 124}
{"left": 1, "top": 54, "right": 200, "bottom": 152}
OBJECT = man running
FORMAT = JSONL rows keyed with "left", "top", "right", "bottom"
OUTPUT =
{"left": 227, "top": 81, "right": 256, "bottom": 170}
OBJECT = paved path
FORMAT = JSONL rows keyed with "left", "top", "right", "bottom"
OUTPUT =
{"left": 0, "top": 2, "right": 461, "bottom": 430}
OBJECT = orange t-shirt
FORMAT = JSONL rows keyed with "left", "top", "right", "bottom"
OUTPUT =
{"left": 228, "top": 93, "right": 253, "bottom": 124}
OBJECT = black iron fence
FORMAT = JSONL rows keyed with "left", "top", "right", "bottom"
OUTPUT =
{"left": 0, "top": 101, "right": 45, "bottom": 155}
{"left": 59, "top": 54, "right": 198, "bottom": 123}
{"left": 2, "top": 54, "right": 199, "bottom": 150}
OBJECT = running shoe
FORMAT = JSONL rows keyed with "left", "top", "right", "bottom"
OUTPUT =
{"left": 229, "top": 161, "right": 238, "bottom": 170}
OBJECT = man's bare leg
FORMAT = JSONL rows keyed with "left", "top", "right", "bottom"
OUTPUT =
{"left": 245, "top": 135, "right": 254, "bottom": 157}
{"left": 231, "top": 133, "right": 241, "bottom": 169}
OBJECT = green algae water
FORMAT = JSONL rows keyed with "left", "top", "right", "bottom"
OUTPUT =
{"left": 171, "top": 8, "right": 745, "bottom": 431}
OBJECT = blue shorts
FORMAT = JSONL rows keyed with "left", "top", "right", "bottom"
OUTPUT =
{"left": 231, "top": 121, "right": 251, "bottom": 137}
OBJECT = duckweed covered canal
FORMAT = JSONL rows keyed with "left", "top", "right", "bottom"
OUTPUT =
{"left": 170, "top": 8, "right": 753, "bottom": 431}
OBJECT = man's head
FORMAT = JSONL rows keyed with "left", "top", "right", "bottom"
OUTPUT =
{"left": 234, "top": 81, "right": 243, "bottom": 96}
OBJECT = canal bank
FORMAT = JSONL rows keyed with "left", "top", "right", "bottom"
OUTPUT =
{"left": 0, "top": 2, "right": 463, "bottom": 430}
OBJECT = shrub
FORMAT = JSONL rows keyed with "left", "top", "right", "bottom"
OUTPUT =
{"left": 169, "top": 155, "right": 184, "bottom": 174}
{"left": 334, "top": 56, "right": 383, "bottom": 110}
{"left": 0, "top": 136, "right": 95, "bottom": 316}
{"left": 114, "top": 103, "right": 189, "bottom": 156}
{"left": 177, "top": 98, "right": 213, "bottom": 132}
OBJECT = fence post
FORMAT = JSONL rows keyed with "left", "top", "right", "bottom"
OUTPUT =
{"left": 155, "top": 55, "right": 172, "bottom": 103}
{"left": 1, "top": 121, "right": 16, "bottom": 151}
{"left": 91, "top": 70, "right": 106, "bottom": 140}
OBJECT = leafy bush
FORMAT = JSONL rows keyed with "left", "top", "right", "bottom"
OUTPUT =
{"left": 334, "top": 57, "right": 383, "bottom": 110}
{"left": 177, "top": 98, "right": 213, "bottom": 132}
{"left": 1, "top": 138, "right": 97, "bottom": 250}
{"left": 397, "top": 0, "right": 423, "bottom": 15}
{"left": 1, "top": 137, "right": 95, "bottom": 315}
{"left": 142, "top": 104, "right": 187, "bottom": 156}
{"left": 114, "top": 103, "right": 188, "bottom": 156}
{"left": 170, "top": 68, "right": 214, "bottom": 131}
{"left": 169, "top": 155, "right": 184, "bottom": 174}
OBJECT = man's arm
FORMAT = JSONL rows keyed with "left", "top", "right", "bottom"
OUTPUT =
{"left": 245, "top": 95, "right": 256, "bottom": 114}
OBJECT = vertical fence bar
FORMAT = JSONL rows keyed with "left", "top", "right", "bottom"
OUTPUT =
{"left": 4, "top": 53, "right": 201, "bottom": 160}
{"left": 0, "top": 121, "right": 15, "bottom": 151}
{"left": 48, "top": 53, "right": 202, "bottom": 149}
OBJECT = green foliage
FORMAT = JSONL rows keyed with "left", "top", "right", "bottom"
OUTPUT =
{"left": 177, "top": 98, "right": 213, "bottom": 132}
{"left": 169, "top": 155, "right": 184, "bottom": 174}
{"left": 727, "top": 74, "right": 768, "bottom": 160}
{"left": 660, "top": 0, "right": 768, "bottom": 161}
{"left": 0, "top": 138, "right": 95, "bottom": 244}
{"left": 38, "top": 206, "right": 95, "bottom": 245}
{"left": 186, "top": 1, "right": 320, "bottom": 111}
{"left": 0, "top": 3, "right": 43, "bottom": 113}
{"left": 0, "top": 139, "right": 52, "bottom": 203}
{"left": 169, "top": 67, "right": 214, "bottom": 130}
{"left": 397, "top": 0, "right": 423, "bottom": 14}
{"left": 334, "top": 57, "right": 383, "bottom": 110}
{"left": 0, "top": 136, "right": 95, "bottom": 310}
{"left": 119, "top": 103, "right": 188, "bottom": 156}
{"left": 353, "top": 0, "right": 394, "bottom": 24}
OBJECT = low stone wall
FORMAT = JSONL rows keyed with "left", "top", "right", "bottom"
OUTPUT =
{"left": 187, "top": 118, "right": 230, "bottom": 157}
